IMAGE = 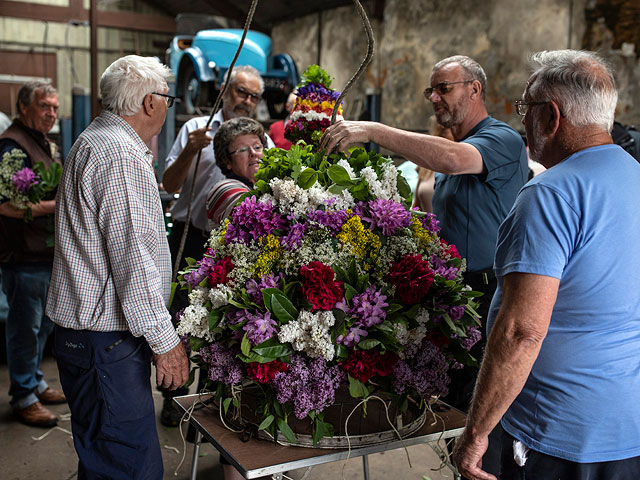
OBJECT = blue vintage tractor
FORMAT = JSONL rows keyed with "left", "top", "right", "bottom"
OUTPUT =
{"left": 167, "top": 29, "right": 299, "bottom": 118}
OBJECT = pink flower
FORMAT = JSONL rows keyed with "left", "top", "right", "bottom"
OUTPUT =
{"left": 12, "top": 167, "right": 39, "bottom": 193}
{"left": 208, "top": 256, "right": 234, "bottom": 287}
{"left": 246, "top": 360, "right": 289, "bottom": 384}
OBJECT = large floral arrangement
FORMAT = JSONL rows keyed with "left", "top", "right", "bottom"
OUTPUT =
{"left": 176, "top": 141, "right": 481, "bottom": 444}
{"left": 0, "top": 148, "right": 61, "bottom": 222}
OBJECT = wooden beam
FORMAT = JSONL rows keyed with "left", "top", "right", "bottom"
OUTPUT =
{"left": 0, "top": 0, "right": 175, "bottom": 34}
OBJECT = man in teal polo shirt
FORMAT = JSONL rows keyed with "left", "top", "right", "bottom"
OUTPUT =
{"left": 321, "top": 55, "right": 527, "bottom": 474}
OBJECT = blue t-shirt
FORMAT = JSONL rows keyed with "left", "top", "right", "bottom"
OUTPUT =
{"left": 432, "top": 116, "right": 527, "bottom": 272}
{"left": 488, "top": 144, "right": 640, "bottom": 462}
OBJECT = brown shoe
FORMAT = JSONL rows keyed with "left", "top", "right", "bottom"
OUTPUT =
{"left": 14, "top": 401, "right": 58, "bottom": 427}
{"left": 37, "top": 387, "right": 67, "bottom": 405}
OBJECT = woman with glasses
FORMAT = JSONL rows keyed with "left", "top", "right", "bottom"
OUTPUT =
{"left": 206, "top": 117, "right": 267, "bottom": 229}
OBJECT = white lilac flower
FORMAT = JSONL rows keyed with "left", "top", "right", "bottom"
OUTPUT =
{"left": 177, "top": 304, "right": 213, "bottom": 341}
{"left": 337, "top": 159, "right": 357, "bottom": 179}
{"left": 208, "top": 285, "right": 231, "bottom": 309}
{"left": 278, "top": 310, "right": 336, "bottom": 361}
{"left": 188, "top": 287, "right": 208, "bottom": 306}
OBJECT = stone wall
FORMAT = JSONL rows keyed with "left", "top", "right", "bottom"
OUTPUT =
{"left": 273, "top": 0, "right": 640, "bottom": 132}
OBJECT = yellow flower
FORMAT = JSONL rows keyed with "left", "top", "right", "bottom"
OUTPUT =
{"left": 410, "top": 217, "right": 434, "bottom": 251}
{"left": 254, "top": 234, "right": 282, "bottom": 277}
{"left": 337, "top": 216, "right": 381, "bottom": 262}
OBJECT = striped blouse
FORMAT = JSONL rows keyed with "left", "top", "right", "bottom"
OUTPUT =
{"left": 206, "top": 178, "right": 250, "bottom": 230}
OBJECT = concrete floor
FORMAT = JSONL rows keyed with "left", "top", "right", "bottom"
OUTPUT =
{"left": 0, "top": 354, "right": 459, "bottom": 480}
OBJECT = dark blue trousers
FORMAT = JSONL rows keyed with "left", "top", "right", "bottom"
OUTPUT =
{"left": 54, "top": 325, "right": 163, "bottom": 480}
{"left": 499, "top": 424, "right": 640, "bottom": 480}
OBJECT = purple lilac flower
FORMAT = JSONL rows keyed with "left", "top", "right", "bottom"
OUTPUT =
{"left": 183, "top": 248, "right": 217, "bottom": 288}
{"left": 448, "top": 305, "right": 466, "bottom": 322}
{"left": 336, "top": 326, "right": 368, "bottom": 348}
{"left": 12, "top": 167, "right": 39, "bottom": 193}
{"left": 350, "top": 286, "right": 388, "bottom": 328}
{"left": 392, "top": 341, "right": 450, "bottom": 398}
{"left": 242, "top": 310, "right": 278, "bottom": 345}
{"left": 366, "top": 198, "right": 412, "bottom": 236}
{"left": 199, "top": 342, "right": 243, "bottom": 385}
{"left": 245, "top": 273, "right": 283, "bottom": 306}
{"left": 281, "top": 222, "right": 307, "bottom": 251}
{"left": 306, "top": 209, "right": 348, "bottom": 234}
{"left": 430, "top": 255, "right": 459, "bottom": 280}
{"left": 453, "top": 326, "right": 482, "bottom": 351}
{"left": 225, "top": 197, "right": 286, "bottom": 243}
{"left": 272, "top": 355, "right": 346, "bottom": 419}
{"left": 419, "top": 212, "right": 440, "bottom": 234}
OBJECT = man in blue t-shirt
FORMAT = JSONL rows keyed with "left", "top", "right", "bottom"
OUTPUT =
{"left": 454, "top": 50, "right": 640, "bottom": 480}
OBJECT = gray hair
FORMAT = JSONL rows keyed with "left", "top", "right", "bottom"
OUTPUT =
{"left": 214, "top": 117, "right": 266, "bottom": 175}
{"left": 17, "top": 81, "right": 57, "bottom": 112}
{"left": 433, "top": 55, "right": 487, "bottom": 101}
{"left": 527, "top": 50, "right": 617, "bottom": 131}
{"left": 222, "top": 65, "right": 264, "bottom": 94}
{"left": 100, "top": 55, "right": 172, "bottom": 116}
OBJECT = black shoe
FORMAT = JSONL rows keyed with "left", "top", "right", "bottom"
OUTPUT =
{"left": 160, "top": 397, "right": 183, "bottom": 427}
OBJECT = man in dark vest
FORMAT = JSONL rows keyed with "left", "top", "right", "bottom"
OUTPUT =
{"left": 0, "top": 81, "right": 66, "bottom": 427}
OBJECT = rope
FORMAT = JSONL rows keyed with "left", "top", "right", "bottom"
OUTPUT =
{"left": 172, "top": 0, "right": 260, "bottom": 282}
{"left": 330, "top": 0, "right": 375, "bottom": 125}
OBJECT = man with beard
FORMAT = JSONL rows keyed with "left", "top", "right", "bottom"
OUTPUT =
{"left": 321, "top": 55, "right": 527, "bottom": 474}
{"left": 160, "top": 65, "right": 274, "bottom": 425}
{"left": 453, "top": 49, "right": 640, "bottom": 480}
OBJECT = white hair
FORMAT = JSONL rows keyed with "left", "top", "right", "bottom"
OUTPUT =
{"left": 100, "top": 55, "right": 172, "bottom": 116}
{"left": 222, "top": 65, "right": 264, "bottom": 94}
{"left": 527, "top": 50, "right": 617, "bottom": 131}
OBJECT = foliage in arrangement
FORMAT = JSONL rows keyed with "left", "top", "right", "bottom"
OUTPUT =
{"left": 0, "top": 148, "right": 61, "bottom": 222}
{"left": 176, "top": 140, "right": 482, "bottom": 445}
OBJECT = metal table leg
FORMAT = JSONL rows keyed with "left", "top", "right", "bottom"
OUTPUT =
{"left": 190, "top": 430, "right": 203, "bottom": 480}
{"left": 362, "top": 455, "right": 370, "bottom": 480}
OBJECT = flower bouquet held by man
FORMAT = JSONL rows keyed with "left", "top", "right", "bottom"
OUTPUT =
{"left": 0, "top": 148, "right": 61, "bottom": 223}
{"left": 176, "top": 66, "right": 481, "bottom": 446}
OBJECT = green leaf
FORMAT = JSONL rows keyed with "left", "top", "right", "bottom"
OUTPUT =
{"left": 344, "top": 283, "right": 357, "bottom": 303}
{"left": 189, "top": 336, "right": 207, "bottom": 352}
{"left": 358, "top": 338, "right": 381, "bottom": 350}
{"left": 261, "top": 288, "right": 284, "bottom": 311}
{"left": 271, "top": 294, "right": 298, "bottom": 323}
{"left": 258, "top": 415, "right": 275, "bottom": 431}
{"left": 396, "top": 171, "right": 412, "bottom": 200}
{"left": 241, "top": 334, "right": 251, "bottom": 356}
{"left": 335, "top": 344, "right": 349, "bottom": 360}
{"left": 276, "top": 418, "right": 297, "bottom": 444}
{"left": 327, "top": 165, "right": 355, "bottom": 186}
{"left": 208, "top": 308, "right": 225, "bottom": 331}
{"left": 168, "top": 282, "right": 178, "bottom": 309}
{"left": 297, "top": 168, "right": 318, "bottom": 189}
{"left": 442, "top": 313, "right": 467, "bottom": 336}
{"left": 348, "top": 374, "right": 369, "bottom": 399}
{"left": 223, "top": 397, "right": 233, "bottom": 415}
{"left": 327, "top": 184, "right": 348, "bottom": 194}
{"left": 253, "top": 338, "right": 294, "bottom": 359}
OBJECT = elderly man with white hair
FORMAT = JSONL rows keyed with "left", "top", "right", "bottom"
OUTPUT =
{"left": 453, "top": 49, "right": 640, "bottom": 480}
{"left": 46, "top": 55, "right": 189, "bottom": 479}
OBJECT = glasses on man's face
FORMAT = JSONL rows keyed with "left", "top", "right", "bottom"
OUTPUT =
{"left": 235, "top": 86, "right": 262, "bottom": 103}
{"left": 146, "top": 92, "right": 176, "bottom": 108}
{"left": 229, "top": 143, "right": 264, "bottom": 157}
{"left": 514, "top": 100, "right": 548, "bottom": 117}
{"left": 423, "top": 80, "right": 473, "bottom": 99}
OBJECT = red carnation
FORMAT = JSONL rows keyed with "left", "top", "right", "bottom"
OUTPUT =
{"left": 299, "top": 261, "right": 344, "bottom": 310}
{"left": 440, "top": 239, "right": 461, "bottom": 259}
{"left": 246, "top": 360, "right": 289, "bottom": 384}
{"left": 341, "top": 349, "right": 399, "bottom": 383}
{"left": 386, "top": 255, "right": 435, "bottom": 304}
{"left": 208, "top": 256, "right": 234, "bottom": 287}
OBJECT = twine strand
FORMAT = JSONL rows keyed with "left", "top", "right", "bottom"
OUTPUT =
{"left": 172, "top": 0, "right": 260, "bottom": 282}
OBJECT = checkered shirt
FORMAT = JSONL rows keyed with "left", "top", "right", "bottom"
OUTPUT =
{"left": 46, "top": 110, "right": 179, "bottom": 354}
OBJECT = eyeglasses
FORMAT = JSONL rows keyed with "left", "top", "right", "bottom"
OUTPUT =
{"left": 229, "top": 143, "right": 264, "bottom": 157}
{"left": 145, "top": 92, "right": 176, "bottom": 107}
{"left": 514, "top": 100, "right": 565, "bottom": 118}
{"left": 235, "top": 86, "right": 262, "bottom": 103}
{"left": 423, "top": 80, "right": 473, "bottom": 99}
